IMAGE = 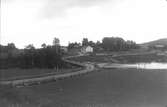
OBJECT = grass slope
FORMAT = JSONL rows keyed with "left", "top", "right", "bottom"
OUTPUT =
{"left": 0, "top": 68, "right": 82, "bottom": 81}
{"left": 142, "top": 38, "right": 167, "bottom": 46}
{"left": 114, "top": 53, "right": 167, "bottom": 63}
{"left": 1, "top": 68, "right": 167, "bottom": 107}
{"left": 67, "top": 55, "right": 115, "bottom": 63}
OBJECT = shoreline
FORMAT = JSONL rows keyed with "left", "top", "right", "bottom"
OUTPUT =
{"left": 0, "top": 62, "right": 95, "bottom": 87}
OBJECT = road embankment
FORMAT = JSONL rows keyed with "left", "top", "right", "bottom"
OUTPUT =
{"left": 0, "top": 57, "right": 95, "bottom": 87}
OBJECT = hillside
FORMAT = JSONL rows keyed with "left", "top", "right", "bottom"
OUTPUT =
{"left": 141, "top": 38, "right": 167, "bottom": 46}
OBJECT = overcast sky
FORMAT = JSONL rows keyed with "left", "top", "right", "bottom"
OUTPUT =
{"left": 1, "top": 0, "right": 167, "bottom": 48}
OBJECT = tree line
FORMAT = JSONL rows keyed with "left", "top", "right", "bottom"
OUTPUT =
{"left": 68, "top": 37, "right": 139, "bottom": 52}
{"left": 0, "top": 36, "right": 139, "bottom": 69}
{"left": 102, "top": 37, "right": 138, "bottom": 51}
{"left": 0, "top": 38, "right": 67, "bottom": 69}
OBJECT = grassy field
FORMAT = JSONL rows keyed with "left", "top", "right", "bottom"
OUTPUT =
{"left": 114, "top": 53, "right": 167, "bottom": 63}
{"left": 67, "top": 55, "right": 115, "bottom": 63}
{"left": 68, "top": 53, "right": 167, "bottom": 64}
{"left": 0, "top": 67, "right": 82, "bottom": 81}
{"left": 1, "top": 68, "right": 167, "bottom": 107}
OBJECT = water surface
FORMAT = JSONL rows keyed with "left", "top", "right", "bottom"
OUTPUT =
{"left": 123, "top": 62, "right": 167, "bottom": 69}
{"left": 101, "top": 62, "right": 167, "bottom": 69}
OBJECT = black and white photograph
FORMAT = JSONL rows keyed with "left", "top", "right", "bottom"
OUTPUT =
{"left": 1, "top": 0, "right": 167, "bottom": 107}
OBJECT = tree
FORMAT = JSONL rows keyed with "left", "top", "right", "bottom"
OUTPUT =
{"left": 53, "top": 37, "right": 60, "bottom": 46}
{"left": 7, "top": 43, "right": 16, "bottom": 49}
{"left": 53, "top": 37, "right": 60, "bottom": 53}
{"left": 125, "top": 40, "right": 138, "bottom": 49}
{"left": 102, "top": 37, "right": 138, "bottom": 51}
{"left": 96, "top": 41, "right": 101, "bottom": 46}
{"left": 24, "top": 44, "right": 36, "bottom": 68}
{"left": 0, "top": 42, "right": 65, "bottom": 69}
{"left": 88, "top": 41, "right": 95, "bottom": 47}
{"left": 68, "top": 42, "right": 81, "bottom": 50}
{"left": 93, "top": 41, "right": 103, "bottom": 52}
{"left": 25, "top": 44, "right": 35, "bottom": 50}
{"left": 41, "top": 43, "right": 47, "bottom": 48}
{"left": 82, "top": 38, "right": 89, "bottom": 46}
{"left": 102, "top": 37, "right": 114, "bottom": 51}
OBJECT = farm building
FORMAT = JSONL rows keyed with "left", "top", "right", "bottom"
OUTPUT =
{"left": 81, "top": 46, "right": 93, "bottom": 54}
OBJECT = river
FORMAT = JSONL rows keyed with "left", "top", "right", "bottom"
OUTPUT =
{"left": 98, "top": 62, "right": 167, "bottom": 69}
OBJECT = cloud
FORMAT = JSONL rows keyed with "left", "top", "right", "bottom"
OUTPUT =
{"left": 40, "top": 0, "right": 111, "bottom": 19}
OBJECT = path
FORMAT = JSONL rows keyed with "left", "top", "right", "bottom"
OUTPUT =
{"left": 0, "top": 56, "right": 95, "bottom": 87}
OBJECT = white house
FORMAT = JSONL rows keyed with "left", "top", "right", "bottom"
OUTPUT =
{"left": 81, "top": 46, "right": 93, "bottom": 54}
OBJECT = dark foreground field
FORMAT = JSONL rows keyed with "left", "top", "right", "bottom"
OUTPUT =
{"left": 1, "top": 68, "right": 167, "bottom": 107}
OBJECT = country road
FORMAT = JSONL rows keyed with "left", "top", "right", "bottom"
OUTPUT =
{"left": 0, "top": 52, "right": 156, "bottom": 86}
{"left": 0, "top": 56, "right": 95, "bottom": 87}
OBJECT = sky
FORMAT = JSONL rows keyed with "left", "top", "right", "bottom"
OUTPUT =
{"left": 1, "top": 0, "right": 167, "bottom": 48}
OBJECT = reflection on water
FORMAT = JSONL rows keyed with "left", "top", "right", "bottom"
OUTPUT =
{"left": 101, "top": 62, "right": 167, "bottom": 69}
{"left": 126, "top": 62, "right": 167, "bottom": 69}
